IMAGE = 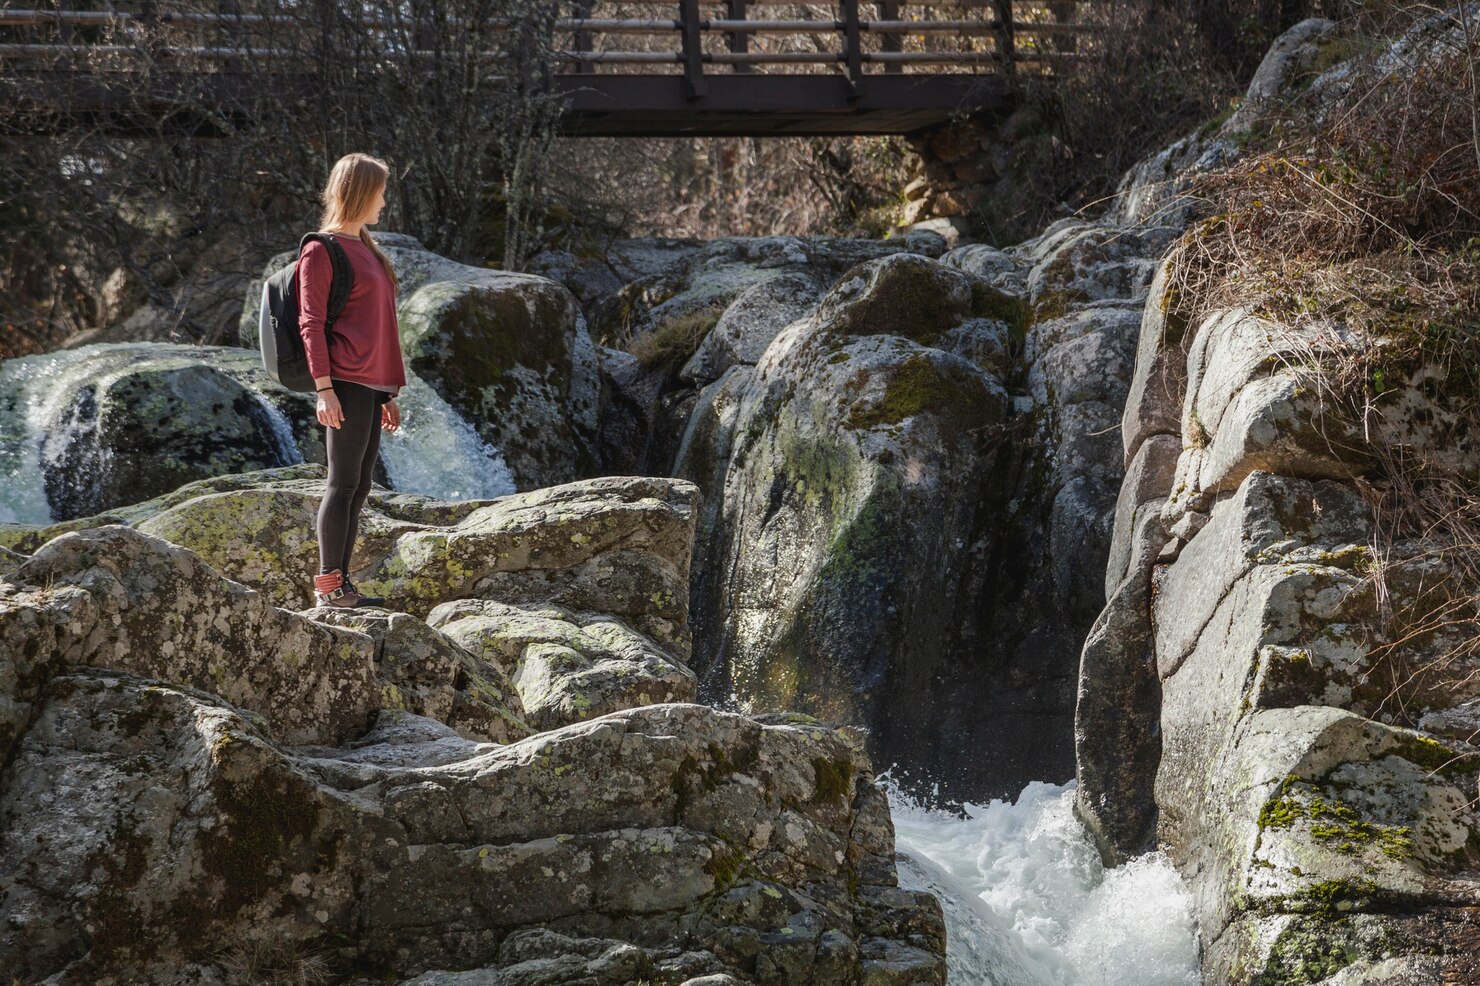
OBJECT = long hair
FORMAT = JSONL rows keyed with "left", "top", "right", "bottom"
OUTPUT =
{"left": 318, "top": 152, "right": 400, "bottom": 295}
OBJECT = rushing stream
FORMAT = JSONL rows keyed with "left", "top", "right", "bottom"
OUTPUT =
{"left": 0, "top": 343, "right": 516, "bottom": 524}
{"left": 885, "top": 777, "right": 1202, "bottom": 986}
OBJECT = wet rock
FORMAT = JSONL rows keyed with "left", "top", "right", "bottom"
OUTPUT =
{"left": 0, "top": 343, "right": 318, "bottom": 522}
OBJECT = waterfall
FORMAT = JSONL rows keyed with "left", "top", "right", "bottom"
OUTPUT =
{"left": 886, "top": 777, "right": 1202, "bottom": 986}
{"left": 0, "top": 348, "right": 96, "bottom": 525}
{"left": 378, "top": 373, "right": 517, "bottom": 500}
{"left": 0, "top": 345, "right": 518, "bottom": 526}
{"left": 254, "top": 393, "right": 305, "bottom": 469}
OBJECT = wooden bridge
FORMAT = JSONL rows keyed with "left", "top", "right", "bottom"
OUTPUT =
{"left": 0, "top": 1, "right": 1090, "bottom": 137}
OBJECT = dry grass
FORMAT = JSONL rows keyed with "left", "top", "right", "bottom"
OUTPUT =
{"left": 214, "top": 936, "right": 334, "bottom": 986}
{"left": 1163, "top": 4, "right": 1480, "bottom": 732}
{"left": 625, "top": 305, "right": 727, "bottom": 373}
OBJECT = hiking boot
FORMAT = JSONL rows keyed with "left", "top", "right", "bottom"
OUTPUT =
{"left": 342, "top": 576, "right": 386, "bottom": 608}
{"left": 314, "top": 569, "right": 363, "bottom": 608}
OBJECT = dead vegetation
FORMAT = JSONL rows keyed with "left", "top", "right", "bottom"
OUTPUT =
{"left": 0, "top": 0, "right": 573, "bottom": 357}
{"left": 1161, "top": 3, "right": 1480, "bottom": 733}
{"left": 626, "top": 304, "right": 728, "bottom": 373}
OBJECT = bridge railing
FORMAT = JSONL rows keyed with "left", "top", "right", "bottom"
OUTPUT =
{"left": 0, "top": 1, "right": 1091, "bottom": 92}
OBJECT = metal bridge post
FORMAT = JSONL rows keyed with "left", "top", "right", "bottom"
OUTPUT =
{"left": 728, "top": 0, "right": 750, "bottom": 74}
{"left": 680, "top": 0, "right": 707, "bottom": 99}
{"left": 841, "top": 0, "right": 864, "bottom": 99}
{"left": 881, "top": 0, "right": 901, "bottom": 75}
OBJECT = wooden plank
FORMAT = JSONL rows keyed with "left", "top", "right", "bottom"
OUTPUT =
{"left": 556, "top": 72, "right": 1014, "bottom": 135}
{"left": 0, "top": 67, "right": 1029, "bottom": 137}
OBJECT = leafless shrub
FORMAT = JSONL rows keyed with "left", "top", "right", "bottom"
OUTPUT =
{"left": 544, "top": 133, "right": 915, "bottom": 243}
{"left": 625, "top": 304, "right": 725, "bottom": 372}
{"left": 0, "top": 0, "right": 573, "bottom": 354}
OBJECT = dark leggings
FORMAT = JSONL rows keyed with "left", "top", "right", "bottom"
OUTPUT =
{"left": 317, "top": 379, "right": 388, "bottom": 574}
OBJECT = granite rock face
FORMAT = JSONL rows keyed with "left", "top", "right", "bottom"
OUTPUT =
{"left": 0, "top": 484, "right": 942, "bottom": 985}
{"left": 6, "top": 466, "right": 700, "bottom": 663}
{"left": 1071, "top": 13, "right": 1480, "bottom": 983}
{"left": 667, "top": 219, "right": 1180, "bottom": 801}
{"left": 0, "top": 524, "right": 380, "bottom": 758}
{"left": 0, "top": 675, "right": 945, "bottom": 985}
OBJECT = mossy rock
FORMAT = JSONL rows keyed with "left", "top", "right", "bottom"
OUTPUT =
{"left": 813, "top": 253, "right": 975, "bottom": 347}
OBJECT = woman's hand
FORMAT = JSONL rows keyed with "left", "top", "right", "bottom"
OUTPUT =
{"left": 317, "top": 388, "right": 344, "bottom": 429}
{"left": 381, "top": 398, "right": 400, "bottom": 433}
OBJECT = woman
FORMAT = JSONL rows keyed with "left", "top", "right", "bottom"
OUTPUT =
{"left": 298, "top": 152, "right": 407, "bottom": 608}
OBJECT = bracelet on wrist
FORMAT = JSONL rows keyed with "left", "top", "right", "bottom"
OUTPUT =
{"left": 316, "top": 386, "right": 333, "bottom": 392}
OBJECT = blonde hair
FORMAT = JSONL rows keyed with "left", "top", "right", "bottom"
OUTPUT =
{"left": 318, "top": 152, "right": 400, "bottom": 295}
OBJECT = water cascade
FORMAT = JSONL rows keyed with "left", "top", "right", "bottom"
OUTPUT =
{"left": 0, "top": 343, "right": 518, "bottom": 524}
{"left": 377, "top": 372, "right": 517, "bottom": 500}
{"left": 886, "top": 778, "right": 1202, "bottom": 986}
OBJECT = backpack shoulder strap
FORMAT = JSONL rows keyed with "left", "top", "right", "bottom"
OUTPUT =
{"left": 297, "top": 232, "right": 355, "bottom": 324}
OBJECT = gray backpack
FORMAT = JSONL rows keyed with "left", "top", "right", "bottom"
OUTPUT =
{"left": 258, "top": 232, "right": 353, "bottom": 392}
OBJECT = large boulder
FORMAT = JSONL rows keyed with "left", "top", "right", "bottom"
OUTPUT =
{"left": 0, "top": 524, "right": 532, "bottom": 759}
{"left": 659, "top": 193, "right": 1186, "bottom": 806}
{"left": 240, "top": 232, "right": 601, "bottom": 492}
{"left": 678, "top": 250, "right": 1080, "bottom": 801}
{"left": 1071, "top": 16, "right": 1480, "bottom": 975}
{"left": 0, "top": 674, "right": 946, "bottom": 985}
{"left": 3, "top": 466, "right": 700, "bottom": 663}
{"left": 679, "top": 272, "right": 825, "bottom": 386}
{"left": 582, "top": 233, "right": 949, "bottom": 347}
{"left": 0, "top": 524, "right": 379, "bottom": 758}
{"left": 1151, "top": 473, "right": 1480, "bottom": 983}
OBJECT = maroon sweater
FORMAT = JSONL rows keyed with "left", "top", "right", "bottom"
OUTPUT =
{"left": 297, "top": 235, "right": 406, "bottom": 395}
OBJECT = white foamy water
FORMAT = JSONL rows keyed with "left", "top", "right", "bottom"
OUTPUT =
{"left": 377, "top": 373, "right": 517, "bottom": 501}
{"left": 0, "top": 345, "right": 518, "bottom": 525}
{"left": 258, "top": 396, "right": 305, "bottom": 469}
{"left": 885, "top": 777, "right": 1202, "bottom": 986}
{"left": 0, "top": 348, "right": 113, "bottom": 525}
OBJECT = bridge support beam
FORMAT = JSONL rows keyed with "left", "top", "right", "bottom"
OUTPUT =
{"left": 556, "top": 74, "right": 1013, "bottom": 138}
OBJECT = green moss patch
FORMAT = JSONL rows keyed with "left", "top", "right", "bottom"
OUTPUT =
{"left": 811, "top": 756, "right": 853, "bottom": 805}
{"left": 845, "top": 353, "right": 984, "bottom": 431}
{"left": 1255, "top": 914, "right": 1363, "bottom": 984}
{"left": 1259, "top": 775, "right": 1413, "bottom": 860}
